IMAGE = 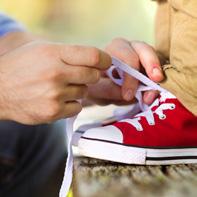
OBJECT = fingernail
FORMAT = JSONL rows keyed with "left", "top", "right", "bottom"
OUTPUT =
{"left": 152, "top": 67, "right": 162, "bottom": 76}
{"left": 123, "top": 89, "right": 133, "bottom": 101}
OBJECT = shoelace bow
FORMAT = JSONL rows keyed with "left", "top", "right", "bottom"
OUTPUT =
{"left": 59, "top": 57, "right": 175, "bottom": 197}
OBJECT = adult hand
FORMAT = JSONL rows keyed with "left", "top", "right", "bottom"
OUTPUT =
{"left": 0, "top": 41, "right": 111, "bottom": 124}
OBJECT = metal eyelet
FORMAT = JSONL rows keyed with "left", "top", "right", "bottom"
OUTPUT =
{"left": 136, "top": 127, "right": 143, "bottom": 131}
{"left": 149, "top": 122, "right": 155, "bottom": 125}
{"left": 159, "top": 114, "right": 166, "bottom": 120}
{"left": 170, "top": 104, "right": 176, "bottom": 110}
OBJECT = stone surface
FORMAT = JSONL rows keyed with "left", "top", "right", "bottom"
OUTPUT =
{"left": 73, "top": 157, "right": 197, "bottom": 197}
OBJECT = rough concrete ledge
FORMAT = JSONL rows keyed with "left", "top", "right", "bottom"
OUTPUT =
{"left": 73, "top": 157, "right": 197, "bottom": 197}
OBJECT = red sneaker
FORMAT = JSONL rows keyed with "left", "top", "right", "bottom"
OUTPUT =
{"left": 78, "top": 92, "right": 197, "bottom": 164}
{"left": 78, "top": 58, "right": 197, "bottom": 165}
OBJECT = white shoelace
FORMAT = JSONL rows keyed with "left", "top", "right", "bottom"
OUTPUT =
{"left": 59, "top": 57, "right": 175, "bottom": 197}
{"left": 119, "top": 97, "right": 176, "bottom": 131}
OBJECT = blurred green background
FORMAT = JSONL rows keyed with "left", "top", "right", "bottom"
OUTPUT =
{"left": 0, "top": 0, "right": 157, "bottom": 47}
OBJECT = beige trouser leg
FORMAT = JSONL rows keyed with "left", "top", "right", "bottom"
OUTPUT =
{"left": 155, "top": 0, "right": 197, "bottom": 115}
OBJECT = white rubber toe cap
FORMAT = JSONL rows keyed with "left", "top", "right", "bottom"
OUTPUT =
{"left": 82, "top": 125, "right": 123, "bottom": 143}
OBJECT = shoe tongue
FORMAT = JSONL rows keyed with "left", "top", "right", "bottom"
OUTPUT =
{"left": 159, "top": 91, "right": 176, "bottom": 102}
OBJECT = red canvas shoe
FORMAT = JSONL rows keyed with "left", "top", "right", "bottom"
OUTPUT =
{"left": 78, "top": 92, "right": 197, "bottom": 164}
{"left": 77, "top": 58, "right": 197, "bottom": 165}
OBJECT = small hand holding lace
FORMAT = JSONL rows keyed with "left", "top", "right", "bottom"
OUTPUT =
{"left": 105, "top": 38, "right": 164, "bottom": 104}
{"left": 107, "top": 57, "right": 176, "bottom": 132}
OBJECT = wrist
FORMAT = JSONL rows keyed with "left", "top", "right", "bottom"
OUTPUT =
{"left": 0, "top": 31, "right": 39, "bottom": 56}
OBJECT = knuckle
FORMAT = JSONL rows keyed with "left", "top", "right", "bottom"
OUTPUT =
{"left": 70, "top": 45, "right": 82, "bottom": 53}
{"left": 89, "top": 47, "right": 100, "bottom": 65}
{"left": 47, "top": 67, "right": 63, "bottom": 81}
{"left": 76, "top": 104, "right": 82, "bottom": 114}
{"left": 91, "top": 69, "right": 101, "bottom": 83}
{"left": 81, "top": 85, "right": 88, "bottom": 96}
{"left": 79, "top": 68, "right": 88, "bottom": 80}
{"left": 129, "top": 54, "right": 140, "bottom": 67}
{"left": 142, "top": 42, "right": 155, "bottom": 51}
{"left": 105, "top": 37, "right": 124, "bottom": 51}
{"left": 46, "top": 102, "right": 61, "bottom": 120}
{"left": 78, "top": 68, "right": 100, "bottom": 84}
{"left": 34, "top": 43, "right": 54, "bottom": 57}
{"left": 64, "top": 103, "right": 82, "bottom": 117}
{"left": 119, "top": 50, "right": 139, "bottom": 67}
{"left": 132, "top": 40, "right": 145, "bottom": 46}
{"left": 48, "top": 89, "right": 61, "bottom": 100}
{"left": 75, "top": 85, "right": 88, "bottom": 98}
{"left": 79, "top": 86, "right": 88, "bottom": 98}
{"left": 132, "top": 40, "right": 153, "bottom": 51}
{"left": 73, "top": 103, "right": 82, "bottom": 114}
{"left": 37, "top": 44, "right": 49, "bottom": 53}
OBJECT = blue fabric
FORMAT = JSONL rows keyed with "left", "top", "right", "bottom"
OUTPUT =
{"left": 0, "top": 13, "right": 25, "bottom": 37}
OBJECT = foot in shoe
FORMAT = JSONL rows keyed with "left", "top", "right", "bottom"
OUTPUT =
{"left": 78, "top": 58, "right": 197, "bottom": 165}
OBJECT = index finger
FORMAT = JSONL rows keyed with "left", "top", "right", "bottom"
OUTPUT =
{"left": 105, "top": 38, "right": 140, "bottom": 101}
{"left": 59, "top": 44, "right": 112, "bottom": 70}
{"left": 131, "top": 41, "right": 164, "bottom": 82}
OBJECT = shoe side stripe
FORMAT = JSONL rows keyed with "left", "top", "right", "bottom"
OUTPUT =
{"left": 146, "top": 156, "right": 197, "bottom": 161}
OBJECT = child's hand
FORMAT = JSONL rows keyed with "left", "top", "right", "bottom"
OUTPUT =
{"left": 105, "top": 38, "right": 164, "bottom": 104}
{"left": 0, "top": 41, "right": 111, "bottom": 124}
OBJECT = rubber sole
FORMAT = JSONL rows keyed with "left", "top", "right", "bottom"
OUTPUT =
{"left": 78, "top": 137, "right": 197, "bottom": 165}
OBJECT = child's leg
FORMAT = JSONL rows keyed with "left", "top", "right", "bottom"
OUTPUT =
{"left": 158, "top": 0, "right": 197, "bottom": 115}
